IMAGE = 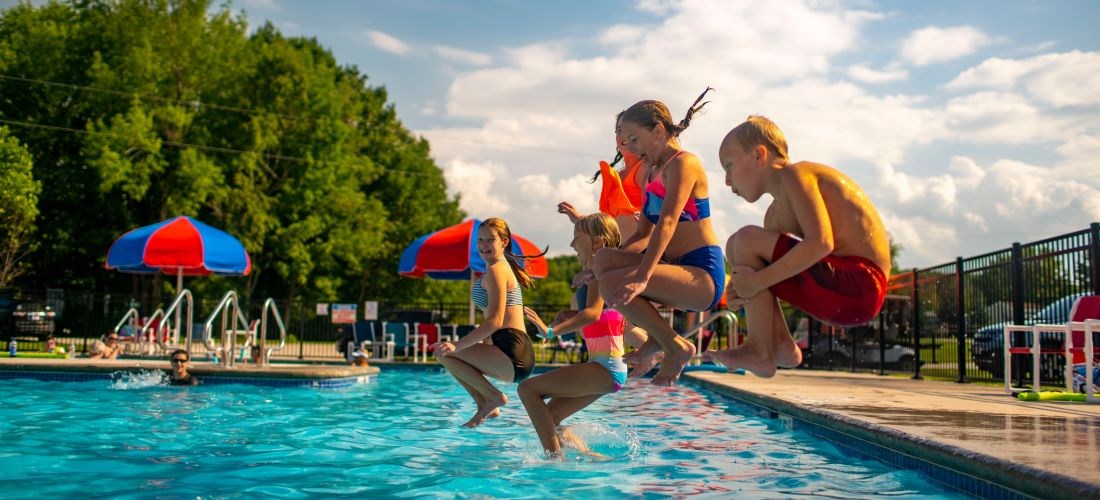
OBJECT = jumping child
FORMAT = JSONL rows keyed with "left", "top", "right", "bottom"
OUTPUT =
{"left": 705, "top": 115, "right": 891, "bottom": 377}
{"left": 519, "top": 213, "right": 627, "bottom": 458}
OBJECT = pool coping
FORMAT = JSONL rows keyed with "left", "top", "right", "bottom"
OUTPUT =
{"left": 684, "top": 372, "right": 1099, "bottom": 500}
{"left": 0, "top": 357, "right": 380, "bottom": 388}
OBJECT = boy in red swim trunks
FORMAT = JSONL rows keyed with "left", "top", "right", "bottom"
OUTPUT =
{"left": 704, "top": 115, "right": 891, "bottom": 378}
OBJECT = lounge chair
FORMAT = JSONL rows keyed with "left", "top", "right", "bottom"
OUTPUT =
{"left": 1004, "top": 295, "right": 1100, "bottom": 400}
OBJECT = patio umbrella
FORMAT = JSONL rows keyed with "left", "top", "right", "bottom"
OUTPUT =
{"left": 398, "top": 218, "right": 548, "bottom": 322}
{"left": 105, "top": 215, "right": 252, "bottom": 293}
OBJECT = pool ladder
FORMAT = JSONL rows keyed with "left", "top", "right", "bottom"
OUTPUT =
{"left": 202, "top": 291, "right": 287, "bottom": 367}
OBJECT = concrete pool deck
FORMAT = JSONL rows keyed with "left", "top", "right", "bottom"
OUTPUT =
{"left": 683, "top": 368, "right": 1100, "bottom": 499}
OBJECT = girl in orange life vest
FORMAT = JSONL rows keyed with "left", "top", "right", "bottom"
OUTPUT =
{"left": 557, "top": 113, "right": 654, "bottom": 373}
{"left": 582, "top": 88, "right": 726, "bottom": 387}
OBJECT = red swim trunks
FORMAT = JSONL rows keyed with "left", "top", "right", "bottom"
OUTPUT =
{"left": 768, "top": 234, "right": 887, "bottom": 327}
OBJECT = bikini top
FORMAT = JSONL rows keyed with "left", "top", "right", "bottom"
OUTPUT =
{"left": 471, "top": 274, "right": 523, "bottom": 311}
{"left": 642, "top": 150, "right": 711, "bottom": 224}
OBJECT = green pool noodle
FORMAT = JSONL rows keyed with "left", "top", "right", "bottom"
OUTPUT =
{"left": 9, "top": 352, "right": 68, "bottom": 359}
{"left": 1017, "top": 391, "right": 1090, "bottom": 402}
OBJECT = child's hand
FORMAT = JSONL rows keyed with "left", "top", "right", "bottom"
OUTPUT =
{"left": 432, "top": 341, "right": 456, "bottom": 357}
{"left": 523, "top": 306, "right": 545, "bottom": 330}
{"left": 557, "top": 201, "right": 581, "bottom": 223}
{"left": 729, "top": 265, "right": 761, "bottom": 299}
{"left": 608, "top": 269, "right": 647, "bottom": 308}
{"left": 572, "top": 268, "right": 595, "bottom": 288}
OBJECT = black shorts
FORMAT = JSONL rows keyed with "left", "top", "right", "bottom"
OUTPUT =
{"left": 491, "top": 328, "right": 535, "bottom": 382}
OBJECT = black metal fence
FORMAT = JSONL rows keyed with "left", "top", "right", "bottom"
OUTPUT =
{"left": 799, "top": 222, "right": 1100, "bottom": 388}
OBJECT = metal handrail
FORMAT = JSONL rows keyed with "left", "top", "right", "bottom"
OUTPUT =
{"left": 681, "top": 309, "right": 740, "bottom": 361}
{"left": 113, "top": 308, "right": 140, "bottom": 335}
{"left": 137, "top": 308, "right": 164, "bottom": 351}
{"left": 157, "top": 290, "right": 193, "bottom": 353}
{"left": 203, "top": 290, "right": 250, "bottom": 367}
{"left": 256, "top": 298, "right": 286, "bottom": 366}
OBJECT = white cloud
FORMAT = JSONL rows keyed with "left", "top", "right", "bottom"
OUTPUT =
{"left": 242, "top": 0, "right": 281, "bottom": 11}
{"left": 415, "top": 0, "right": 1100, "bottom": 268}
{"left": 900, "top": 26, "right": 990, "bottom": 66}
{"left": 432, "top": 45, "right": 492, "bottom": 66}
{"left": 948, "top": 51, "right": 1100, "bottom": 108}
{"left": 363, "top": 29, "right": 411, "bottom": 55}
{"left": 847, "top": 63, "right": 908, "bottom": 84}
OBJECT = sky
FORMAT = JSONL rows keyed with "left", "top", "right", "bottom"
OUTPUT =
{"left": 11, "top": 0, "right": 1100, "bottom": 269}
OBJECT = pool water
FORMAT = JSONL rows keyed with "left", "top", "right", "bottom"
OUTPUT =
{"left": 0, "top": 369, "right": 962, "bottom": 498}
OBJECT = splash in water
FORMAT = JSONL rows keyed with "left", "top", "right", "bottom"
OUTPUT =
{"left": 109, "top": 369, "right": 170, "bottom": 389}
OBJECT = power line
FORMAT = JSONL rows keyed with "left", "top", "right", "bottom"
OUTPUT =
{"left": 0, "top": 72, "right": 608, "bottom": 160}
{"left": 0, "top": 117, "right": 442, "bottom": 179}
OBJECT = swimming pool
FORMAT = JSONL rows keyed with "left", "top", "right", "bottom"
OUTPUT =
{"left": 0, "top": 369, "right": 965, "bottom": 497}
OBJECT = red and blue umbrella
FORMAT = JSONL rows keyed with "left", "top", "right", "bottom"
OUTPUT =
{"left": 106, "top": 216, "right": 251, "bottom": 291}
{"left": 399, "top": 219, "right": 547, "bottom": 323}
{"left": 398, "top": 219, "right": 547, "bottom": 279}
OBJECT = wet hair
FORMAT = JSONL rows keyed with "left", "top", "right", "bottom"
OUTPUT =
{"left": 575, "top": 213, "right": 621, "bottom": 250}
{"left": 170, "top": 348, "right": 189, "bottom": 361}
{"left": 619, "top": 87, "right": 713, "bottom": 139}
{"left": 726, "top": 114, "right": 789, "bottom": 163}
{"left": 481, "top": 217, "right": 548, "bottom": 289}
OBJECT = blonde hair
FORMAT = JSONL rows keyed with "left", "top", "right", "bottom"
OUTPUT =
{"left": 481, "top": 217, "right": 547, "bottom": 289}
{"left": 727, "top": 115, "right": 789, "bottom": 163}
{"left": 575, "top": 213, "right": 621, "bottom": 250}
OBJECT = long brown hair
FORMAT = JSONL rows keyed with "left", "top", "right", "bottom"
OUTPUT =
{"left": 620, "top": 86, "right": 713, "bottom": 138}
{"left": 481, "top": 217, "right": 547, "bottom": 289}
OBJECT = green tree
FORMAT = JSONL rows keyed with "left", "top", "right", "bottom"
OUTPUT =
{"left": 0, "top": 126, "right": 39, "bottom": 288}
{"left": 0, "top": 1, "right": 464, "bottom": 317}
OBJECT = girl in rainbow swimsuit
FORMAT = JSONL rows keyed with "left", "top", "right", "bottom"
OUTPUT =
{"left": 519, "top": 213, "right": 628, "bottom": 458}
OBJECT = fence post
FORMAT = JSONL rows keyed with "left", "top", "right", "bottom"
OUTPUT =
{"left": 1090, "top": 222, "right": 1100, "bottom": 295}
{"left": 911, "top": 268, "right": 922, "bottom": 380}
{"left": 1010, "top": 242, "right": 1024, "bottom": 387}
{"left": 878, "top": 307, "right": 886, "bottom": 376}
{"left": 956, "top": 257, "right": 967, "bottom": 383}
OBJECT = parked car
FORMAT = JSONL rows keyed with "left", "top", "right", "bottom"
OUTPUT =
{"left": 10, "top": 302, "right": 57, "bottom": 340}
{"left": 807, "top": 335, "right": 922, "bottom": 372}
{"left": 970, "top": 293, "right": 1085, "bottom": 378}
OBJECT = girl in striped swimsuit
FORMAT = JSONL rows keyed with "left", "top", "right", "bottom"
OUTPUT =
{"left": 519, "top": 213, "right": 628, "bottom": 458}
{"left": 431, "top": 217, "right": 542, "bottom": 429}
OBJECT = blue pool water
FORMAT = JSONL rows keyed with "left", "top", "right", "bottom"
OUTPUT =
{"left": 0, "top": 369, "right": 963, "bottom": 498}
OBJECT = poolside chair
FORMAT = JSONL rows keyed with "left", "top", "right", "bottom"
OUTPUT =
{"left": 349, "top": 321, "right": 389, "bottom": 361}
{"left": 451, "top": 324, "right": 476, "bottom": 341}
{"left": 412, "top": 322, "right": 446, "bottom": 363}
{"left": 1004, "top": 295, "right": 1100, "bottom": 399}
{"left": 383, "top": 321, "right": 414, "bottom": 361}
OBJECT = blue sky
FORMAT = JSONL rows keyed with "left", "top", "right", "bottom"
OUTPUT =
{"left": 8, "top": 0, "right": 1100, "bottom": 269}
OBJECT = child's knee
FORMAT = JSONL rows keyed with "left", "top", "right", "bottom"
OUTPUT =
{"left": 517, "top": 379, "right": 539, "bottom": 399}
{"left": 727, "top": 225, "right": 767, "bottom": 263}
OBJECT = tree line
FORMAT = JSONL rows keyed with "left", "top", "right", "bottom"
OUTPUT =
{"left": 0, "top": 0, "right": 580, "bottom": 317}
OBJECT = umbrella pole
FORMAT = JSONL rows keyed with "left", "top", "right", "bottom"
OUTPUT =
{"left": 469, "top": 273, "right": 475, "bottom": 325}
{"left": 175, "top": 268, "right": 183, "bottom": 346}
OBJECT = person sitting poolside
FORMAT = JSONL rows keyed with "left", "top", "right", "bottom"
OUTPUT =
{"left": 88, "top": 332, "right": 121, "bottom": 360}
{"left": 168, "top": 349, "right": 199, "bottom": 386}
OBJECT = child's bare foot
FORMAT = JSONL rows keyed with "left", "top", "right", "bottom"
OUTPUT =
{"left": 558, "top": 427, "right": 609, "bottom": 461}
{"left": 775, "top": 336, "right": 803, "bottom": 368}
{"left": 651, "top": 339, "right": 695, "bottom": 386}
{"left": 462, "top": 392, "right": 508, "bottom": 428}
{"left": 702, "top": 347, "right": 777, "bottom": 378}
{"left": 627, "top": 351, "right": 663, "bottom": 378}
